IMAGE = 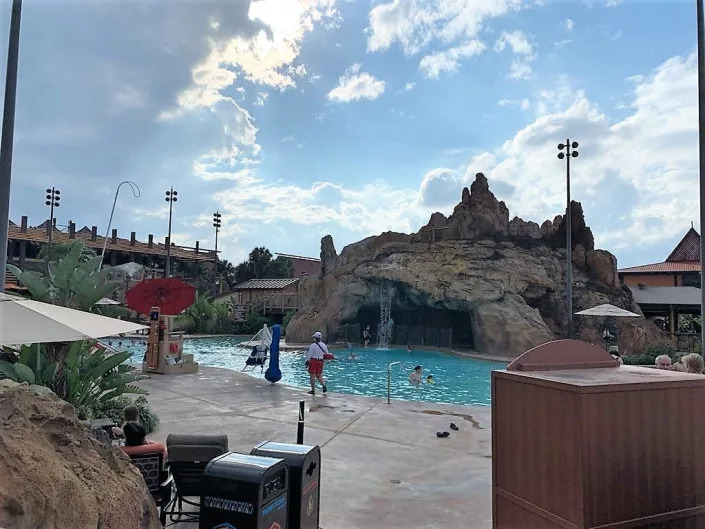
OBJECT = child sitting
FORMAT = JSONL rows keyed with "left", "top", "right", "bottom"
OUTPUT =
{"left": 111, "top": 404, "right": 140, "bottom": 438}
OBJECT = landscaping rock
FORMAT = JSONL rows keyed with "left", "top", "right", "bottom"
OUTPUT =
{"left": 288, "top": 173, "right": 665, "bottom": 357}
{"left": 0, "top": 383, "right": 160, "bottom": 529}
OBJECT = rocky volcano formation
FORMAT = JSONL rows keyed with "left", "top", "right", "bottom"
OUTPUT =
{"left": 288, "top": 173, "right": 664, "bottom": 357}
{"left": 0, "top": 380, "right": 160, "bottom": 529}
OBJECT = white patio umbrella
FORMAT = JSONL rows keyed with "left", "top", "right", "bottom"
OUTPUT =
{"left": 94, "top": 297, "right": 121, "bottom": 306}
{"left": 575, "top": 304, "right": 641, "bottom": 317}
{"left": 0, "top": 292, "right": 147, "bottom": 346}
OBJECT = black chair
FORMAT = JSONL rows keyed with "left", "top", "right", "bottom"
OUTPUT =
{"left": 164, "top": 434, "right": 228, "bottom": 523}
{"left": 122, "top": 444, "right": 172, "bottom": 525}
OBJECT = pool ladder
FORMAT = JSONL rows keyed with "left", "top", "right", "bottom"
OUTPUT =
{"left": 386, "top": 361, "right": 401, "bottom": 405}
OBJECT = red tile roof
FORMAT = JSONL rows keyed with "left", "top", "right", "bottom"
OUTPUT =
{"left": 619, "top": 261, "right": 701, "bottom": 274}
{"left": 666, "top": 228, "right": 701, "bottom": 262}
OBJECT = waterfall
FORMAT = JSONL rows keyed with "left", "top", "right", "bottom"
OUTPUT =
{"left": 377, "top": 285, "right": 393, "bottom": 349}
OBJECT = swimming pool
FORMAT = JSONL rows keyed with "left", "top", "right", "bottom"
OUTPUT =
{"left": 119, "top": 338, "right": 506, "bottom": 406}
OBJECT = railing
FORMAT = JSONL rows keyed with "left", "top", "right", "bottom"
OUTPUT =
{"left": 387, "top": 361, "right": 401, "bottom": 405}
{"left": 243, "top": 293, "right": 300, "bottom": 316}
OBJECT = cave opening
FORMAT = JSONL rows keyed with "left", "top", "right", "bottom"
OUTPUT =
{"left": 343, "top": 303, "right": 474, "bottom": 349}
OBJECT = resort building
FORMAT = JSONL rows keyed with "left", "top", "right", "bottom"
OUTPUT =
{"left": 5, "top": 216, "right": 216, "bottom": 275}
{"left": 275, "top": 253, "right": 321, "bottom": 277}
{"left": 618, "top": 227, "right": 701, "bottom": 347}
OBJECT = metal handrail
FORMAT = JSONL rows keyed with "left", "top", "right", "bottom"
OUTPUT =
{"left": 386, "top": 361, "right": 401, "bottom": 405}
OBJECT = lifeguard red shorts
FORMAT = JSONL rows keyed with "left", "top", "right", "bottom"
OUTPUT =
{"left": 307, "top": 358, "right": 324, "bottom": 375}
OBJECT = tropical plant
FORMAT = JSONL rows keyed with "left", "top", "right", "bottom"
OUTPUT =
{"left": 233, "top": 247, "right": 293, "bottom": 284}
{"left": 63, "top": 341, "right": 148, "bottom": 419}
{"left": 0, "top": 344, "right": 57, "bottom": 386}
{"left": 90, "top": 395, "right": 160, "bottom": 434}
{"left": 38, "top": 241, "right": 97, "bottom": 264}
{"left": 282, "top": 310, "right": 296, "bottom": 335}
{"left": 184, "top": 294, "right": 217, "bottom": 332}
{"left": 7, "top": 240, "right": 121, "bottom": 311}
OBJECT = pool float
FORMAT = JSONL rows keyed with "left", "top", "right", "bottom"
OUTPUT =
{"left": 264, "top": 324, "right": 282, "bottom": 383}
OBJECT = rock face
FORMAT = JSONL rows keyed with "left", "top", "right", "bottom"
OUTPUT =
{"left": 288, "top": 173, "right": 665, "bottom": 357}
{"left": 0, "top": 380, "right": 160, "bottom": 529}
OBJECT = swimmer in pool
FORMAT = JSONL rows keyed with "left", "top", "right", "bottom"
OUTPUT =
{"left": 426, "top": 375, "right": 434, "bottom": 384}
{"left": 348, "top": 352, "right": 358, "bottom": 360}
{"left": 409, "top": 365, "right": 422, "bottom": 385}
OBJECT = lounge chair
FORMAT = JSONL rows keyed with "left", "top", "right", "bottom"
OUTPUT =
{"left": 121, "top": 443, "right": 172, "bottom": 525}
{"left": 164, "top": 434, "right": 228, "bottom": 523}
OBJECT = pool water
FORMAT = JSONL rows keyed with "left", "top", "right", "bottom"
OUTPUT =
{"left": 118, "top": 338, "right": 505, "bottom": 406}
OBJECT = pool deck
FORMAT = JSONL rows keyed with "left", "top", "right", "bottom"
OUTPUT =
{"left": 139, "top": 366, "right": 493, "bottom": 529}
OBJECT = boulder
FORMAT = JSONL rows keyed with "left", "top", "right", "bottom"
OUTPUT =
{"left": 0, "top": 382, "right": 160, "bottom": 529}
{"left": 586, "top": 249, "right": 619, "bottom": 290}
{"left": 320, "top": 235, "right": 339, "bottom": 278}
{"left": 508, "top": 216, "right": 541, "bottom": 240}
{"left": 288, "top": 176, "right": 666, "bottom": 356}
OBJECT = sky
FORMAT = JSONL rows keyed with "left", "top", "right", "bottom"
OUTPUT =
{"left": 0, "top": 0, "right": 699, "bottom": 268}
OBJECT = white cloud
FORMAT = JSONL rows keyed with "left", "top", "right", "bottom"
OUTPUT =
{"left": 497, "top": 98, "right": 530, "bottom": 110}
{"left": 494, "top": 30, "right": 535, "bottom": 80}
{"left": 309, "top": 74, "right": 322, "bottom": 83}
{"left": 253, "top": 92, "right": 269, "bottom": 106}
{"left": 494, "top": 30, "right": 533, "bottom": 55}
{"left": 562, "top": 18, "right": 574, "bottom": 32}
{"left": 419, "top": 40, "right": 485, "bottom": 79}
{"left": 404, "top": 82, "right": 416, "bottom": 91}
{"left": 366, "top": 0, "right": 526, "bottom": 55}
{"left": 434, "top": 51, "right": 698, "bottom": 257}
{"left": 419, "top": 168, "right": 463, "bottom": 207}
{"left": 327, "top": 63, "right": 386, "bottom": 102}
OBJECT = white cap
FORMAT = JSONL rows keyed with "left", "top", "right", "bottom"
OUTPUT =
{"left": 312, "top": 331, "right": 322, "bottom": 339}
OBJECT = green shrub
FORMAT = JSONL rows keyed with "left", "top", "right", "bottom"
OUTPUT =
{"left": 623, "top": 342, "right": 676, "bottom": 366}
{"left": 282, "top": 310, "right": 296, "bottom": 335}
{"left": 90, "top": 395, "right": 160, "bottom": 434}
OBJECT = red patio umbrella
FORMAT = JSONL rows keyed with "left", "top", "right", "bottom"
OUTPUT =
{"left": 125, "top": 278, "right": 196, "bottom": 315}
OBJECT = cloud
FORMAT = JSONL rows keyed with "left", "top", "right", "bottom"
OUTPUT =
{"left": 366, "top": 0, "right": 526, "bottom": 55}
{"left": 410, "top": 50, "right": 698, "bottom": 262}
{"left": 419, "top": 40, "right": 486, "bottom": 78}
{"left": 497, "top": 98, "right": 530, "bottom": 110}
{"left": 419, "top": 168, "right": 463, "bottom": 207}
{"left": 327, "top": 63, "right": 386, "bottom": 102}
{"left": 253, "top": 92, "right": 269, "bottom": 106}
{"left": 494, "top": 30, "right": 535, "bottom": 80}
{"left": 562, "top": 18, "right": 574, "bottom": 32}
{"left": 404, "top": 82, "right": 416, "bottom": 91}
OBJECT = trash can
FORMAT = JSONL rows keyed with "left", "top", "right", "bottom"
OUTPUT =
{"left": 251, "top": 442, "right": 320, "bottom": 529}
{"left": 199, "top": 452, "right": 289, "bottom": 529}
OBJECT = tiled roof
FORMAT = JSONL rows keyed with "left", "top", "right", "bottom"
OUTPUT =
{"left": 667, "top": 228, "right": 700, "bottom": 262}
{"left": 233, "top": 278, "right": 299, "bottom": 290}
{"left": 619, "top": 261, "right": 701, "bottom": 274}
{"left": 7, "top": 225, "right": 215, "bottom": 262}
{"left": 630, "top": 286, "right": 702, "bottom": 306}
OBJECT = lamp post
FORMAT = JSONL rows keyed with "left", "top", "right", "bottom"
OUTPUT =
{"left": 44, "top": 187, "right": 60, "bottom": 274}
{"left": 164, "top": 188, "right": 177, "bottom": 277}
{"left": 558, "top": 140, "right": 579, "bottom": 339}
{"left": 212, "top": 211, "right": 221, "bottom": 295}
{"left": 697, "top": 0, "right": 705, "bottom": 356}
{"left": 0, "top": 0, "right": 23, "bottom": 293}
{"left": 100, "top": 181, "right": 140, "bottom": 269}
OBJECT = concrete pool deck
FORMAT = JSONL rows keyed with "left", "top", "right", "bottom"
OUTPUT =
{"left": 139, "top": 366, "right": 493, "bottom": 529}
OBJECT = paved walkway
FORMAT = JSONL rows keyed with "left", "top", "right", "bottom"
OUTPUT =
{"left": 139, "top": 367, "right": 493, "bottom": 529}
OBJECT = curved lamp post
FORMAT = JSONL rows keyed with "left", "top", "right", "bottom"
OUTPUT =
{"left": 100, "top": 181, "right": 141, "bottom": 268}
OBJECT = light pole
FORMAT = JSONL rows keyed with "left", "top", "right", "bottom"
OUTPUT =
{"left": 100, "top": 181, "right": 140, "bottom": 269}
{"left": 44, "top": 187, "right": 60, "bottom": 274}
{"left": 0, "top": 0, "right": 23, "bottom": 293}
{"left": 558, "top": 140, "right": 579, "bottom": 339}
{"left": 164, "top": 188, "right": 177, "bottom": 277}
{"left": 697, "top": 0, "right": 705, "bottom": 355}
{"left": 212, "top": 211, "right": 221, "bottom": 295}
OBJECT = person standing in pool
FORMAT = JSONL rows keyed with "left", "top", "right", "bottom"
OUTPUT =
{"left": 409, "top": 365, "right": 422, "bottom": 385}
{"left": 306, "top": 331, "right": 328, "bottom": 395}
{"left": 363, "top": 326, "right": 371, "bottom": 348}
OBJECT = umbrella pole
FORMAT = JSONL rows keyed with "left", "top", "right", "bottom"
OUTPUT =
{"left": 698, "top": 0, "right": 705, "bottom": 356}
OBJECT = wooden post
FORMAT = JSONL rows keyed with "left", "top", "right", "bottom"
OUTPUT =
{"left": 670, "top": 305, "right": 676, "bottom": 341}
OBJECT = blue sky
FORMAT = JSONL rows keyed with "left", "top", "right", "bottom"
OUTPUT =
{"left": 0, "top": 0, "right": 699, "bottom": 268}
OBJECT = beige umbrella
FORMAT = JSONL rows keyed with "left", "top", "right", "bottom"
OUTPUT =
{"left": 575, "top": 304, "right": 641, "bottom": 317}
{"left": 0, "top": 292, "right": 146, "bottom": 346}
